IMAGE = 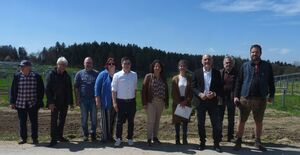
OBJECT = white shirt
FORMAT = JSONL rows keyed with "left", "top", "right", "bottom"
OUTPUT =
{"left": 111, "top": 70, "right": 137, "bottom": 99}
{"left": 178, "top": 75, "right": 187, "bottom": 97}
{"left": 203, "top": 67, "right": 212, "bottom": 93}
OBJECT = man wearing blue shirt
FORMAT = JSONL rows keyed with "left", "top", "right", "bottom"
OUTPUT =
{"left": 74, "top": 57, "right": 98, "bottom": 141}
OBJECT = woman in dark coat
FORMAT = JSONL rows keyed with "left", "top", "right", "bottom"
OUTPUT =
{"left": 171, "top": 59, "right": 192, "bottom": 145}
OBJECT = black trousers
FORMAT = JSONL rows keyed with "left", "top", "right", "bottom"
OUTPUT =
{"left": 116, "top": 99, "right": 136, "bottom": 140}
{"left": 175, "top": 122, "right": 188, "bottom": 140}
{"left": 218, "top": 95, "right": 235, "bottom": 140}
{"left": 196, "top": 102, "right": 222, "bottom": 144}
{"left": 50, "top": 105, "right": 68, "bottom": 141}
{"left": 17, "top": 104, "right": 38, "bottom": 141}
{"left": 175, "top": 96, "right": 188, "bottom": 140}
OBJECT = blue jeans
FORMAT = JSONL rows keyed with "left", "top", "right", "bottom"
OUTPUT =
{"left": 80, "top": 98, "right": 97, "bottom": 137}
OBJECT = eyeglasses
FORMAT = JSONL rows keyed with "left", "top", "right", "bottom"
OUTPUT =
{"left": 107, "top": 63, "right": 115, "bottom": 66}
{"left": 123, "top": 62, "right": 131, "bottom": 65}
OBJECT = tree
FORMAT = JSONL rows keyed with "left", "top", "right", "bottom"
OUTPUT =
{"left": 18, "top": 47, "right": 28, "bottom": 60}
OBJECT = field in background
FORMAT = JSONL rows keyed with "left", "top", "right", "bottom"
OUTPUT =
{"left": 1, "top": 61, "right": 300, "bottom": 145}
{"left": 1, "top": 61, "right": 299, "bottom": 116}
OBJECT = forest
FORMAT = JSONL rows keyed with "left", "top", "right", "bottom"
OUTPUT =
{"left": 1, "top": 41, "right": 299, "bottom": 76}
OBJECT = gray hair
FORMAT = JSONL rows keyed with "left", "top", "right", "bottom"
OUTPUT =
{"left": 223, "top": 55, "right": 235, "bottom": 66}
{"left": 57, "top": 56, "right": 68, "bottom": 66}
{"left": 202, "top": 54, "right": 213, "bottom": 62}
{"left": 202, "top": 54, "right": 213, "bottom": 60}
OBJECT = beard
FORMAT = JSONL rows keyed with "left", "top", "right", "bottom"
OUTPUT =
{"left": 251, "top": 55, "right": 261, "bottom": 62}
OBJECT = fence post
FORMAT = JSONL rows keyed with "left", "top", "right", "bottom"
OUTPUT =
{"left": 291, "top": 79, "right": 294, "bottom": 95}
{"left": 281, "top": 88, "right": 286, "bottom": 107}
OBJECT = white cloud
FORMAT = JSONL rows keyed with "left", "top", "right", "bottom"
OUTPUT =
{"left": 278, "top": 48, "right": 291, "bottom": 55}
{"left": 200, "top": 0, "right": 300, "bottom": 16}
{"left": 206, "top": 47, "right": 218, "bottom": 54}
{"left": 268, "top": 48, "right": 291, "bottom": 55}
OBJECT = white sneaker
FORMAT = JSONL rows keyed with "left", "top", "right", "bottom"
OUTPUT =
{"left": 114, "top": 138, "right": 122, "bottom": 147}
{"left": 128, "top": 139, "right": 134, "bottom": 146}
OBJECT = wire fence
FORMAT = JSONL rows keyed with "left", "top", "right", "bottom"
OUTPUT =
{"left": 1, "top": 61, "right": 300, "bottom": 107}
{"left": 274, "top": 73, "right": 300, "bottom": 107}
{"left": 0, "top": 61, "right": 78, "bottom": 103}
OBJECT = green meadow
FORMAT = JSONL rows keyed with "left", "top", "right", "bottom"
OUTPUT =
{"left": 1, "top": 63, "right": 299, "bottom": 116}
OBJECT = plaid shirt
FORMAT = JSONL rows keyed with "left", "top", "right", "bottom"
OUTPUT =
{"left": 16, "top": 72, "right": 37, "bottom": 109}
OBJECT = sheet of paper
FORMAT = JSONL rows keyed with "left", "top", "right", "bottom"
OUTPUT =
{"left": 174, "top": 104, "right": 192, "bottom": 119}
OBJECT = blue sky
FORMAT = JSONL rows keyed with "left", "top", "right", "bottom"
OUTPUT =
{"left": 1, "top": 0, "right": 300, "bottom": 64}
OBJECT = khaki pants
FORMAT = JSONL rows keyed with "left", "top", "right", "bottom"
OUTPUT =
{"left": 147, "top": 97, "right": 164, "bottom": 139}
{"left": 239, "top": 97, "right": 266, "bottom": 123}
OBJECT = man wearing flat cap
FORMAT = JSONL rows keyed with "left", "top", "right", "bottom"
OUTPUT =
{"left": 10, "top": 60, "right": 44, "bottom": 144}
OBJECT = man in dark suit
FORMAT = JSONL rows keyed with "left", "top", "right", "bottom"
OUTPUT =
{"left": 192, "top": 54, "right": 222, "bottom": 152}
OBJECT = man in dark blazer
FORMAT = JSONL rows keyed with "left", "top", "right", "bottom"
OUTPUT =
{"left": 192, "top": 54, "right": 222, "bottom": 152}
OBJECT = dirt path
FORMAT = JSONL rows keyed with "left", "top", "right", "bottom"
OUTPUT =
{"left": 0, "top": 107, "right": 299, "bottom": 146}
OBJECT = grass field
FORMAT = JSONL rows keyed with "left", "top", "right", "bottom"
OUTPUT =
{"left": 268, "top": 94, "right": 300, "bottom": 116}
{"left": 1, "top": 62, "right": 299, "bottom": 115}
{"left": 1, "top": 63, "right": 300, "bottom": 143}
{"left": 1, "top": 76, "right": 299, "bottom": 116}
{"left": 0, "top": 64, "right": 174, "bottom": 113}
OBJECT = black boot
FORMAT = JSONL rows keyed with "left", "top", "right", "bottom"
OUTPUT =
{"left": 182, "top": 135, "right": 188, "bottom": 145}
{"left": 153, "top": 137, "right": 161, "bottom": 144}
{"left": 147, "top": 139, "right": 152, "bottom": 146}
{"left": 233, "top": 137, "right": 242, "bottom": 151}
{"left": 255, "top": 138, "right": 267, "bottom": 152}
{"left": 175, "top": 123, "right": 181, "bottom": 145}
{"left": 182, "top": 122, "right": 188, "bottom": 145}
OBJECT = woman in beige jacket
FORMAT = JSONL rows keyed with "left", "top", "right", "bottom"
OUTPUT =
{"left": 171, "top": 59, "right": 192, "bottom": 145}
{"left": 142, "top": 59, "right": 169, "bottom": 146}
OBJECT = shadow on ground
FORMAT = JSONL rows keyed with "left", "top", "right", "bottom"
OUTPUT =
{"left": 33, "top": 140, "right": 300, "bottom": 155}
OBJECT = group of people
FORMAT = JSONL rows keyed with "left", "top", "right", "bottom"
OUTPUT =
{"left": 9, "top": 44, "right": 275, "bottom": 153}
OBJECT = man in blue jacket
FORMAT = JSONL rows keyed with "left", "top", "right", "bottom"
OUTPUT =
{"left": 10, "top": 60, "right": 44, "bottom": 145}
{"left": 234, "top": 44, "right": 275, "bottom": 151}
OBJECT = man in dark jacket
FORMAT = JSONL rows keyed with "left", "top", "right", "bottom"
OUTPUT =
{"left": 46, "top": 56, "right": 74, "bottom": 147}
{"left": 219, "top": 55, "right": 238, "bottom": 142}
{"left": 10, "top": 60, "right": 44, "bottom": 144}
{"left": 192, "top": 54, "right": 222, "bottom": 153}
{"left": 234, "top": 44, "right": 275, "bottom": 151}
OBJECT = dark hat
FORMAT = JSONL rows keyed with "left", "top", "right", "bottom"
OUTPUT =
{"left": 19, "top": 60, "right": 32, "bottom": 67}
